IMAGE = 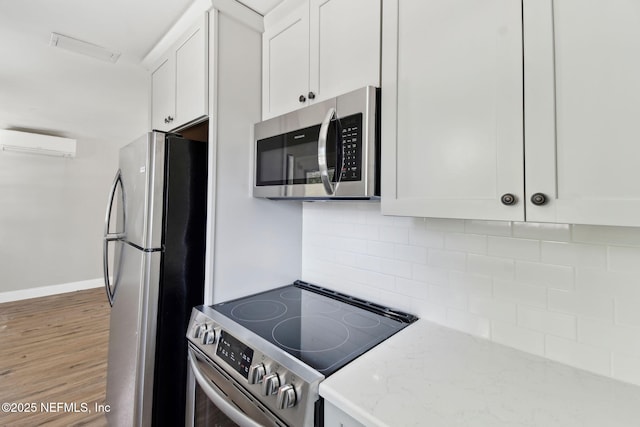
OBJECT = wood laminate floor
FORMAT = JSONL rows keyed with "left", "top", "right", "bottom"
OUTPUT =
{"left": 0, "top": 288, "right": 110, "bottom": 426}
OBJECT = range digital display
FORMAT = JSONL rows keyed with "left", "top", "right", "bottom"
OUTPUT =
{"left": 216, "top": 330, "right": 254, "bottom": 379}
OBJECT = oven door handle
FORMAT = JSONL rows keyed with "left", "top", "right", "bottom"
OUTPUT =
{"left": 318, "top": 107, "right": 336, "bottom": 196}
{"left": 188, "top": 348, "right": 264, "bottom": 427}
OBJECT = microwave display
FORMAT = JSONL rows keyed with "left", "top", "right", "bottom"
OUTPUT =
{"left": 256, "top": 113, "right": 362, "bottom": 187}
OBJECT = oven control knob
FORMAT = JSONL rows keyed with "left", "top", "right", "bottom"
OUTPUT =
{"left": 262, "top": 373, "right": 280, "bottom": 396}
{"left": 248, "top": 363, "right": 266, "bottom": 384}
{"left": 193, "top": 323, "right": 208, "bottom": 339}
{"left": 276, "top": 384, "right": 297, "bottom": 409}
{"left": 201, "top": 328, "right": 216, "bottom": 345}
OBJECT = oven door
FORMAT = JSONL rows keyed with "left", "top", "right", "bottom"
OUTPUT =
{"left": 186, "top": 345, "right": 286, "bottom": 427}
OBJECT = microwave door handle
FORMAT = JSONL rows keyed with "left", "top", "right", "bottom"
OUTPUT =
{"left": 188, "top": 349, "right": 264, "bottom": 427}
{"left": 318, "top": 107, "right": 336, "bottom": 195}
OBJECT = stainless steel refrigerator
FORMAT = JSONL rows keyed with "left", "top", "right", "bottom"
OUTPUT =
{"left": 102, "top": 131, "right": 207, "bottom": 426}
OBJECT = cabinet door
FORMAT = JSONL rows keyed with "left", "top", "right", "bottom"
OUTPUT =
{"left": 524, "top": 0, "right": 640, "bottom": 226}
{"left": 324, "top": 401, "right": 365, "bottom": 427}
{"left": 381, "top": 0, "right": 524, "bottom": 221}
{"left": 309, "top": 0, "right": 380, "bottom": 103}
{"left": 262, "top": 3, "right": 310, "bottom": 119}
{"left": 175, "top": 17, "right": 208, "bottom": 128}
{"left": 151, "top": 57, "right": 174, "bottom": 132}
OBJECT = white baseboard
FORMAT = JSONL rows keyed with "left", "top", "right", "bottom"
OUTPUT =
{"left": 0, "top": 278, "right": 103, "bottom": 303}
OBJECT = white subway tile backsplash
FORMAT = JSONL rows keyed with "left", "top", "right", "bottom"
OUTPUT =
{"left": 575, "top": 268, "right": 640, "bottom": 298}
{"left": 445, "top": 308, "right": 491, "bottom": 339}
{"left": 518, "top": 306, "right": 577, "bottom": 339}
{"left": 541, "top": 242, "right": 607, "bottom": 269}
{"left": 449, "top": 271, "right": 492, "bottom": 296}
{"left": 408, "top": 227, "right": 445, "bottom": 248}
{"left": 445, "top": 233, "right": 487, "bottom": 254}
{"left": 608, "top": 246, "right": 640, "bottom": 273}
{"left": 515, "top": 261, "right": 574, "bottom": 291}
{"left": 615, "top": 297, "right": 640, "bottom": 328}
{"left": 395, "top": 277, "right": 429, "bottom": 299}
{"left": 513, "top": 222, "right": 571, "bottom": 242}
{"left": 493, "top": 279, "right": 547, "bottom": 308}
{"left": 573, "top": 224, "right": 640, "bottom": 246}
{"left": 412, "top": 264, "right": 448, "bottom": 286}
{"left": 380, "top": 258, "right": 412, "bottom": 279}
{"left": 425, "top": 217, "right": 465, "bottom": 232}
{"left": 612, "top": 353, "right": 640, "bottom": 387}
{"left": 379, "top": 226, "right": 410, "bottom": 244}
{"left": 363, "top": 271, "right": 396, "bottom": 292}
{"left": 429, "top": 285, "right": 467, "bottom": 310}
{"left": 545, "top": 335, "right": 611, "bottom": 377}
{"left": 467, "top": 254, "right": 515, "bottom": 280}
{"left": 428, "top": 249, "right": 466, "bottom": 271}
{"left": 488, "top": 236, "right": 540, "bottom": 261}
{"left": 394, "top": 244, "right": 428, "bottom": 264}
{"left": 366, "top": 240, "right": 395, "bottom": 258}
{"left": 411, "top": 299, "right": 446, "bottom": 324}
{"left": 548, "top": 289, "right": 614, "bottom": 320}
{"left": 469, "top": 296, "right": 517, "bottom": 323}
{"left": 464, "top": 219, "right": 512, "bottom": 237}
{"left": 579, "top": 317, "right": 640, "bottom": 356}
{"left": 491, "top": 321, "right": 545, "bottom": 356}
{"left": 301, "top": 202, "right": 640, "bottom": 386}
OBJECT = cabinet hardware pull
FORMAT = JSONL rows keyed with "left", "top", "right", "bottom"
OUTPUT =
{"left": 531, "top": 193, "right": 548, "bottom": 206}
{"left": 299, "top": 95, "right": 306, "bottom": 103}
{"left": 167, "top": 116, "right": 174, "bottom": 122}
{"left": 308, "top": 92, "right": 316, "bottom": 100}
{"left": 500, "top": 193, "right": 517, "bottom": 206}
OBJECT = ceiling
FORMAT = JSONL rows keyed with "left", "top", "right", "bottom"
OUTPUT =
{"left": 0, "top": 0, "right": 283, "bottom": 145}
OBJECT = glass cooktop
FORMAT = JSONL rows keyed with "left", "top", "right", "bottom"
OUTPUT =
{"left": 212, "top": 280, "right": 418, "bottom": 376}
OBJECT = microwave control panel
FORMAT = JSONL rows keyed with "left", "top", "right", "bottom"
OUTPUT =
{"left": 339, "top": 113, "right": 362, "bottom": 182}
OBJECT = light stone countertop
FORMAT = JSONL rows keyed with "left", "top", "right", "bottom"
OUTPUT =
{"left": 319, "top": 319, "right": 640, "bottom": 427}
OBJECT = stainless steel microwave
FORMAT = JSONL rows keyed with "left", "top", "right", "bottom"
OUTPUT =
{"left": 254, "top": 86, "right": 380, "bottom": 200}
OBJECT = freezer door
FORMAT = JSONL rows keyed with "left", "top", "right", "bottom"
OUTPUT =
{"left": 106, "top": 243, "right": 161, "bottom": 427}
{"left": 118, "top": 132, "right": 166, "bottom": 250}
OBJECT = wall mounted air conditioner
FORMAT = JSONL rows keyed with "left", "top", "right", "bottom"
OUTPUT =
{"left": 0, "top": 129, "right": 76, "bottom": 158}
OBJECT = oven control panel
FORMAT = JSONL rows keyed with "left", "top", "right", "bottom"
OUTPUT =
{"left": 187, "top": 309, "right": 321, "bottom": 427}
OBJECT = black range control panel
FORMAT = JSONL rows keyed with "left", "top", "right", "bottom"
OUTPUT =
{"left": 216, "top": 330, "right": 254, "bottom": 379}
{"left": 339, "top": 113, "right": 363, "bottom": 182}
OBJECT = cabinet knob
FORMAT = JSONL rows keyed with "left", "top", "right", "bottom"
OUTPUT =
{"left": 308, "top": 91, "right": 316, "bottom": 100}
{"left": 299, "top": 94, "right": 306, "bottom": 103}
{"left": 500, "top": 193, "right": 517, "bottom": 206}
{"left": 531, "top": 193, "right": 548, "bottom": 206}
{"left": 164, "top": 117, "right": 169, "bottom": 124}
{"left": 167, "top": 116, "right": 174, "bottom": 122}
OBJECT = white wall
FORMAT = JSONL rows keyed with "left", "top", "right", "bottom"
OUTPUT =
{"left": 302, "top": 202, "right": 640, "bottom": 387}
{"left": 0, "top": 57, "right": 148, "bottom": 295}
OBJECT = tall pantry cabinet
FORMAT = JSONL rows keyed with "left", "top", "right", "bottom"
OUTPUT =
{"left": 382, "top": 0, "right": 640, "bottom": 227}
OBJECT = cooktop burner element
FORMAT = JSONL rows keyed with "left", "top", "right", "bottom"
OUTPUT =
{"left": 211, "top": 280, "right": 418, "bottom": 376}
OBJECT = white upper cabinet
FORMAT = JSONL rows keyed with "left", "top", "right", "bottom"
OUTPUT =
{"left": 151, "top": 14, "right": 208, "bottom": 132}
{"left": 309, "top": 0, "right": 381, "bottom": 103}
{"left": 524, "top": 0, "right": 640, "bottom": 226}
{"left": 262, "top": 2, "right": 310, "bottom": 119}
{"left": 381, "top": 0, "right": 524, "bottom": 221}
{"left": 262, "top": 0, "right": 381, "bottom": 119}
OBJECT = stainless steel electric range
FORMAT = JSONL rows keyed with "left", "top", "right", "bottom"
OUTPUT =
{"left": 185, "top": 280, "right": 418, "bottom": 427}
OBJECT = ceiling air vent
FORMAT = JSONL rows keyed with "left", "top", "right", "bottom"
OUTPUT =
{"left": 0, "top": 129, "right": 77, "bottom": 158}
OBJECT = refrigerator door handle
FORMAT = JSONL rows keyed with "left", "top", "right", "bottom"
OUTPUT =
{"left": 103, "top": 170, "right": 124, "bottom": 306}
